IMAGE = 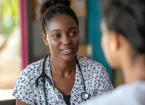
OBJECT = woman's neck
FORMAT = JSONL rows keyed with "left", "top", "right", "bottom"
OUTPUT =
{"left": 122, "top": 56, "right": 145, "bottom": 84}
{"left": 50, "top": 55, "right": 76, "bottom": 77}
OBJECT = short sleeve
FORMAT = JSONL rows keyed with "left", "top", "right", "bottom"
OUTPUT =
{"left": 94, "top": 63, "right": 114, "bottom": 96}
{"left": 13, "top": 66, "right": 35, "bottom": 105}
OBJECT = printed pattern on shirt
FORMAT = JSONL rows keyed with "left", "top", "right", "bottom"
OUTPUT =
{"left": 13, "top": 56, "right": 113, "bottom": 105}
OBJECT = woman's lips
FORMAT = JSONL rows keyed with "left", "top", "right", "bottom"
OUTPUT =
{"left": 61, "top": 48, "right": 74, "bottom": 54}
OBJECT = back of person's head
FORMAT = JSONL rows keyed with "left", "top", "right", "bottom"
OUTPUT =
{"left": 40, "top": 0, "right": 78, "bottom": 35}
{"left": 101, "top": 0, "right": 145, "bottom": 54}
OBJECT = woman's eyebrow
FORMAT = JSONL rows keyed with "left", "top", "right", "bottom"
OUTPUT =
{"left": 51, "top": 29, "right": 61, "bottom": 32}
{"left": 69, "top": 27, "right": 77, "bottom": 30}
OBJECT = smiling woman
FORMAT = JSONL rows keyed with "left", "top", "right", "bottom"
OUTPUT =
{"left": 41, "top": 14, "right": 79, "bottom": 62}
{"left": 13, "top": 0, "right": 113, "bottom": 105}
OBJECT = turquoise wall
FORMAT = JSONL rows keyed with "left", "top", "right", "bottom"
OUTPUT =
{"left": 87, "top": 0, "right": 113, "bottom": 81}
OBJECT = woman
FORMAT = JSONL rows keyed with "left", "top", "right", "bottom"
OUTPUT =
{"left": 82, "top": 0, "right": 145, "bottom": 105}
{"left": 13, "top": 0, "right": 113, "bottom": 105}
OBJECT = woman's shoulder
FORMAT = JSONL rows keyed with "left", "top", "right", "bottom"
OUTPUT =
{"left": 77, "top": 55, "right": 105, "bottom": 72}
{"left": 77, "top": 56, "right": 100, "bottom": 64}
{"left": 22, "top": 59, "right": 44, "bottom": 75}
{"left": 77, "top": 56, "right": 113, "bottom": 93}
{"left": 13, "top": 59, "right": 46, "bottom": 105}
{"left": 84, "top": 82, "right": 145, "bottom": 105}
{"left": 77, "top": 55, "right": 110, "bottom": 81}
{"left": 18, "top": 58, "right": 47, "bottom": 85}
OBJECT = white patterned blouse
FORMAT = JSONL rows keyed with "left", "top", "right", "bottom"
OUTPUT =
{"left": 13, "top": 56, "right": 113, "bottom": 105}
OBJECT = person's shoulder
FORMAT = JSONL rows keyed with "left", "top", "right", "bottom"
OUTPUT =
{"left": 24, "top": 59, "right": 44, "bottom": 72}
{"left": 77, "top": 55, "right": 101, "bottom": 65}
{"left": 83, "top": 86, "right": 125, "bottom": 105}
{"left": 77, "top": 55, "right": 105, "bottom": 73}
{"left": 95, "top": 83, "right": 143, "bottom": 105}
{"left": 115, "top": 82, "right": 145, "bottom": 104}
{"left": 83, "top": 83, "right": 145, "bottom": 105}
{"left": 13, "top": 59, "right": 45, "bottom": 105}
{"left": 20, "top": 59, "right": 44, "bottom": 80}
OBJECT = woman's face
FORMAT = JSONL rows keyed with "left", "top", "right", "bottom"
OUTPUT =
{"left": 101, "top": 21, "right": 119, "bottom": 69}
{"left": 42, "top": 14, "right": 79, "bottom": 62}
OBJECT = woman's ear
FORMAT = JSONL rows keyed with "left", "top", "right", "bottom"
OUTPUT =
{"left": 41, "top": 33, "right": 49, "bottom": 46}
{"left": 109, "top": 32, "right": 120, "bottom": 52}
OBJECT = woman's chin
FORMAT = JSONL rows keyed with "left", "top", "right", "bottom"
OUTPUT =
{"left": 60, "top": 54, "right": 76, "bottom": 62}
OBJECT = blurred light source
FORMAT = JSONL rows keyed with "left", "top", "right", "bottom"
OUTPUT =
{"left": 4, "top": 17, "right": 13, "bottom": 28}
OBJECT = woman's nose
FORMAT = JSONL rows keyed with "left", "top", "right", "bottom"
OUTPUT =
{"left": 62, "top": 36, "right": 71, "bottom": 45}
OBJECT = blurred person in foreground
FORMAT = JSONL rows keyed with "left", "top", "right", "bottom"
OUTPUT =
{"left": 81, "top": 0, "right": 145, "bottom": 105}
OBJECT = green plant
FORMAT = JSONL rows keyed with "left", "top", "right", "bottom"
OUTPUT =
{"left": 0, "top": 0, "right": 18, "bottom": 35}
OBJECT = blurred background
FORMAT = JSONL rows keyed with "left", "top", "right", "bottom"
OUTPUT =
{"left": 0, "top": 0, "right": 124, "bottom": 104}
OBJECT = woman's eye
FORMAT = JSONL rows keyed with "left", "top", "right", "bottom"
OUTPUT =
{"left": 69, "top": 31, "right": 78, "bottom": 37}
{"left": 53, "top": 34, "right": 61, "bottom": 38}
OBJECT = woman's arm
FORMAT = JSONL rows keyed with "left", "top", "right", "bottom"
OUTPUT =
{"left": 16, "top": 99, "right": 28, "bottom": 105}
